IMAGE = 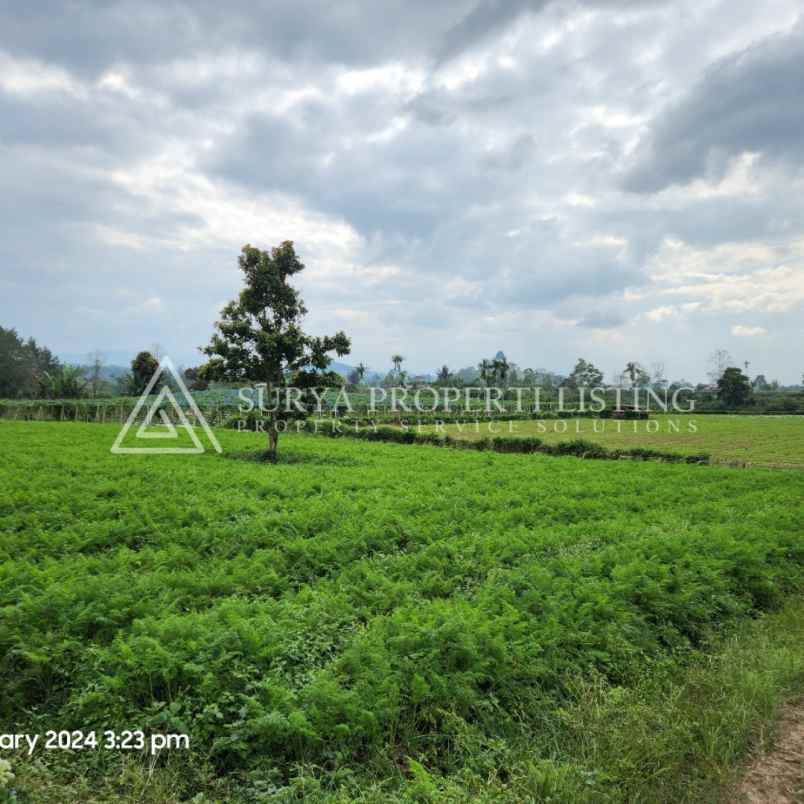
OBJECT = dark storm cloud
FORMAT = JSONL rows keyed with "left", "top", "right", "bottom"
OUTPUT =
{"left": 0, "top": 1, "right": 471, "bottom": 76}
{"left": 623, "top": 23, "right": 804, "bottom": 193}
{"left": 435, "top": 0, "right": 546, "bottom": 65}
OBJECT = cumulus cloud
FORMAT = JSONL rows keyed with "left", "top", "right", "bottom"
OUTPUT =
{"left": 731, "top": 324, "right": 768, "bottom": 337}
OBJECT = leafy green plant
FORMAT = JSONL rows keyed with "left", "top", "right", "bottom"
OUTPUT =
{"left": 0, "top": 421, "right": 802, "bottom": 801}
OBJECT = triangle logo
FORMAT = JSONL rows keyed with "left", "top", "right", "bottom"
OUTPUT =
{"left": 111, "top": 356, "right": 222, "bottom": 454}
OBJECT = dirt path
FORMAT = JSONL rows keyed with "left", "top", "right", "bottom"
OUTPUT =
{"left": 736, "top": 700, "right": 804, "bottom": 803}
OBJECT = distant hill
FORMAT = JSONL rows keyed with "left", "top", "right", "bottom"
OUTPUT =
{"left": 58, "top": 356, "right": 128, "bottom": 380}
{"left": 58, "top": 351, "right": 134, "bottom": 368}
{"left": 58, "top": 352, "right": 358, "bottom": 380}
{"left": 94, "top": 364, "right": 129, "bottom": 380}
{"left": 329, "top": 361, "right": 355, "bottom": 378}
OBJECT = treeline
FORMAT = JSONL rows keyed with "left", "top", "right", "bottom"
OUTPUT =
{"left": 3, "top": 323, "right": 802, "bottom": 416}
{"left": 0, "top": 327, "right": 208, "bottom": 400}
{"left": 0, "top": 327, "right": 64, "bottom": 399}
{"left": 355, "top": 352, "right": 803, "bottom": 412}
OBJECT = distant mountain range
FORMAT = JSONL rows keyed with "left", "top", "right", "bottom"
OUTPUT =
{"left": 328, "top": 361, "right": 355, "bottom": 378}
{"left": 58, "top": 351, "right": 137, "bottom": 369}
{"left": 58, "top": 352, "right": 369, "bottom": 381}
{"left": 57, "top": 352, "right": 454, "bottom": 383}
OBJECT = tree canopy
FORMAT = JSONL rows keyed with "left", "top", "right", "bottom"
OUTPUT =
{"left": 129, "top": 351, "right": 159, "bottom": 396}
{"left": 0, "top": 326, "right": 61, "bottom": 398}
{"left": 566, "top": 358, "right": 604, "bottom": 388}
{"left": 717, "top": 366, "right": 752, "bottom": 407}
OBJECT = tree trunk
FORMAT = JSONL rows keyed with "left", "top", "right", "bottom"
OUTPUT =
{"left": 267, "top": 427, "right": 279, "bottom": 463}
{"left": 264, "top": 375, "right": 282, "bottom": 462}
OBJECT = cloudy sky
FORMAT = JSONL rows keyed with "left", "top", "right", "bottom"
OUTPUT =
{"left": 1, "top": 1, "right": 803, "bottom": 382}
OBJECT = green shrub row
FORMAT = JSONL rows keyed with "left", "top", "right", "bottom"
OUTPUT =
{"left": 295, "top": 420, "right": 710, "bottom": 463}
{"left": 337, "top": 407, "right": 648, "bottom": 425}
{"left": 0, "top": 400, "right": 229, "bottom": 425}
{"left": 690, "top": 407, "right": 804, "bottom": 415}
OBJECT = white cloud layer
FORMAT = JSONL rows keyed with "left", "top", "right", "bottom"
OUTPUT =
{"left": 0, "top": 0, "right": 803, "bottom": 381}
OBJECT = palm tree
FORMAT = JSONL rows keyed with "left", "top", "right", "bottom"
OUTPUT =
{"left": 623, "top": 362, "right": 650, "bottom": 389}
{"left": 493, "top": 356, "right": 509, "bottom": 387}
{"left": 478, "top": 359, "right": 493, "bottom": 385}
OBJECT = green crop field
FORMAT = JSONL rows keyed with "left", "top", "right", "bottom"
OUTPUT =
{"left": 414, "top": 414, "right": 804, "bottom": 468}
{"left": 2, "top": 420, "right": 804, "bottom": 802}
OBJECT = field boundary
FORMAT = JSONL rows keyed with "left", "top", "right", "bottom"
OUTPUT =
{"left": 279, "top": 419, "right": 713, "bottom": 464}
{"left": 12, "top": 414, "right": 804, "bottom": 469}
{"left": 0, "top": 414, "right": 715, "bottom": 465}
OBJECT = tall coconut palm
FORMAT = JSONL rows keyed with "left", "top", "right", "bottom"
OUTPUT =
{"left": 623, "top": 361, "right": 649, "bottom": 389}
{"left": 493, "top": 356, "right": 509, "bottom": 387}
{"left": 478, "top": 359, "right": 493, "bottom": 385}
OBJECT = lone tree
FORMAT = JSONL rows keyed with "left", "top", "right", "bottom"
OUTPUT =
{"left": 717, "top": 366, "right": 752, "bottom": 407}
{"left": 130, "top": 351, "right": 159, "bottom": 396}
{"left": 201, "top": 242, "right": 350, "bottom": 461}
